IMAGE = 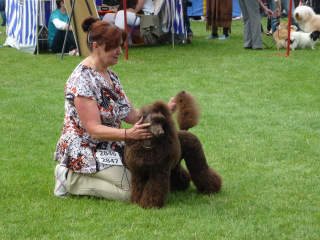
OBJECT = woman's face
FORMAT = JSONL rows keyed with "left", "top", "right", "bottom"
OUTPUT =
{"left": 97, "top": 42, "right": 123, "bottom": 67}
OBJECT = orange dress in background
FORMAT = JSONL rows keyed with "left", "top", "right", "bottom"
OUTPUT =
{"left": 206, "top": 0, "right": 232, "bottom": 31}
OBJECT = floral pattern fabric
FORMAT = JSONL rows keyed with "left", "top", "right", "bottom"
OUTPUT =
{"left": 54, "top": 63, "right": 131, "bottom": 174}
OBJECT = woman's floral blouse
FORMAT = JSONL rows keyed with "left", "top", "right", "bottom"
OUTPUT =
{"left": 54, "top": 63, "right": 131, "bottom": 174}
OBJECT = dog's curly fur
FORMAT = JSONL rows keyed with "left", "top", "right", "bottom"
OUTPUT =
{"left": 123, "top": 91, "right": 222, "bottom": 208}
{"left": 294, "top": 6, "right": 320, "bottom": 33}
{"left": 273, "top": 22, "right": 297, "bottom": 49}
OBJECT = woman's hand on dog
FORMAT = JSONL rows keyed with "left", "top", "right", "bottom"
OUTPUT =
{"left": 127, "top": 117, "right": 153, "bottom": 140}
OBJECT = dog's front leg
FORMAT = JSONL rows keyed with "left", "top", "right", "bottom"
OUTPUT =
{"left": 139, "top": 171, "right": 170, "bottom": 208}
{"left": 131, "top": 173, "right": 148, "bottom": 204}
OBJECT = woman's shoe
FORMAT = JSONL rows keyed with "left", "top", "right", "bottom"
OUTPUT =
{"left": 218, "top": 35, "right": 230, "bottom": 40}
{"left": 266, "top": 31, "right": 272, "bottom": 36}
{"left": 54, "top": 164, "right": 68, "bottom": 198}
{"left": 187, "top": 33, "right": 197, "bottom": 38}
{"left": 205, "top": 33, "right": 218, "bottom": 40}
{"left": 68, "top": 49, "right": 79, "bottom": 56}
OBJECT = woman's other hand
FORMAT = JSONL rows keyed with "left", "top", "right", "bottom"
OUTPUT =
{"left": 168, "top": 97, "right": 176, "bottom": 113}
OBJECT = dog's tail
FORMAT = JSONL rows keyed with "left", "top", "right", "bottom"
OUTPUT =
{"left": 174, "top": 91, "right": 201, "bottom": 131}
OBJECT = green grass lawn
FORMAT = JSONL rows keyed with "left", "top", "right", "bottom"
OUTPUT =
{"left": 0, "top": 18, "right": 319, "bottom": 239}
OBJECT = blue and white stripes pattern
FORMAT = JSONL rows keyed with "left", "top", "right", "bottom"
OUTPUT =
{"left": 5, "top": 0, "right": 38, "bottom": 53}
{"left": 164, "top": 0, "right": 184, "bottom": 34}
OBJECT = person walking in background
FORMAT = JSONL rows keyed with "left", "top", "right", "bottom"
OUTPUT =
{"left": 205, "top": 0, "right": 232, "bottom": 40}
{"left": 238, "top": 0, "right": 263, "bottom": 49}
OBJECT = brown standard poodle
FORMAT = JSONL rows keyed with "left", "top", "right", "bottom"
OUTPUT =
{"left": 123, "top": 91, "right": 222, "bottom": 208}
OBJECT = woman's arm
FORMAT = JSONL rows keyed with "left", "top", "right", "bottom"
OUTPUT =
{"left": 122, "top": 101, "right": 139, "bottom": 124}
{"left": 74, "top": 96, "right": 152, "bottom": 141}
{"left": 52, "top": 18, "right": 72, "bottom": 31}
{"left": 132, "top": 0, "right": 146, "bottom": 13}
{"left": 258, "top": 0, "right": 273, "bottom": 17}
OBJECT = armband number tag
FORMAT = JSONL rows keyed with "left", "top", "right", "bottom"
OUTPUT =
{"left": 96, "top": 150, "right": 123, "bottom": 166}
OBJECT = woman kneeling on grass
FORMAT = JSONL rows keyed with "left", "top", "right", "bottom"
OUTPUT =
{"left": 53, "top": 16, "right": 176, "bottom": 201}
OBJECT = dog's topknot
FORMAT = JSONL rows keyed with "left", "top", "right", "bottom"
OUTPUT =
{"left": 174, "top": 91, "right": 201, "bottom": 131}
{"left": 139, "top": 101, "right": 172, "bottom": 121}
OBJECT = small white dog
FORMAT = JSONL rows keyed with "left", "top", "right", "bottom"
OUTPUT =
{"left": 289, "top": 30, "right": 320, "bottom": 50}
{"left": 294, "top": 6, "right": 320, "bottom": 32}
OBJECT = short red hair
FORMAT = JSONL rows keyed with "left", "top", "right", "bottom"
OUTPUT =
{"left": 82, "top": 17, "right": 127, "bottom": 52}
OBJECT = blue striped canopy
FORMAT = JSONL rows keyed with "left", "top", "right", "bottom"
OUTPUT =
{"left": 4, "top": 0, "right": 55, "bottom": 54}
{"left": 163, "top": 0, "right": 185, "bottom": 34}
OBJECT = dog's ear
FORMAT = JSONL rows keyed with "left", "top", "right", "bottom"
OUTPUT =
{"left": 145, "top": 114, "right": 152, "bottom": 124}
{"left": 142, "top": 114, "right": 152, "bottom": 124}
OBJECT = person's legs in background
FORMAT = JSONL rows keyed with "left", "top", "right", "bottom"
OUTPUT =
{"left": 183, "top": 0, "right": 195, "bottom": 38}
{"left": 183, "top": 2, "right": 193, "bottom": 44}
{"left": 218, "top": 27, "right": 230, "bottom": 40}
{"left": 281, "top": 0, "right": 299, "bottom": 29}
{"left": 0, "top": 0, "right": 6, "bottom": 26}
{"left": 266, "top": 1, "right": 272, "bottom": 35}
{"left": 238, "top": 0, "right": 252, "bottom": 48}
{"left": 238, "top": 0, "right": 262, "bottom": 49}
{"left": 205, "top": 0, "right": 218, "bottom": 40}
{"left": 205, "top": 27, "right": 218, "bottom": 39}
{"left": 114, "top": 10, "right": 140, "bottom": 29}
{"left": 51, "top": 30, "right": 77, "bottom": 53}
{"left": 246, "top": 0, "right": 262, "bottom": 49}
{"left": 185, "top": 15, "right": 193, "bottom": 44}
{"left": 269, "top": 0, "right": 280, "bottom": 34}
{"left": 266, "top": 16, "right": 272, "bottom": 35}
{"left": 102, "top": 12, "right": 116, "bottom": 24}
{"left": 185, "top": 13, "right": 193, "bottom": 36}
